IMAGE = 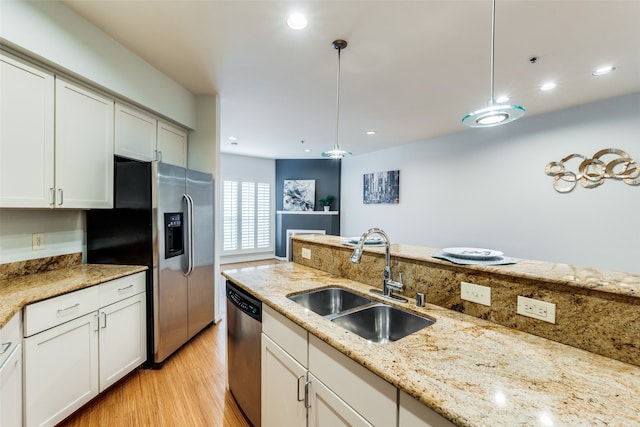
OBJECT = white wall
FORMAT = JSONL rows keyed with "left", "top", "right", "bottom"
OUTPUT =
{"left": 341, "top": 94, "right": 640, "bottom": 274}
{"left": 0, "top": 210, "right": 84, "bottom": 263}
{"left": 0, "top": 0, "right": 196, "bottom": 128}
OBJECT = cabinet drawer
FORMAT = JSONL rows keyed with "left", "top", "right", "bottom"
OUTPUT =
{"left": 0, "top": 311, "right": 22, "bottom": 368}
{"left": 263, "top": 305, "right": 308, "bottom": 367}
{"left": 24, "top": 286, "right": 100, "bottom": 337}
{"left": 309, "top": 334, "right": 396, "bottom": 427}
{"left": 99, "top": 272, "right": 145, "bottom": 308}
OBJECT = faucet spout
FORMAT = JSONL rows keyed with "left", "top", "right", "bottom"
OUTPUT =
{"left": 349, "top": 228, "right": 407, "bottom": 303}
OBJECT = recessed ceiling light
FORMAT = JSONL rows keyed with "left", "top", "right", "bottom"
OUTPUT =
{"left": 495, "top": 95, "right": 510, "bottom": 103}
{"left": 228, "top": 136, "right": 237, "bottom": 141}
{"left": 303, "top": 149, "right": 312, "bottom": 153}
{"left": 592, "top": 65, "right": 616, "bottom": 76}
{"left": 366, "top": 131, "right": 376, "bottom": 135}
{"left": 539, "top": 82, "right": 557, "bottom": 91}
{"left": 287, "top": 13, "right": 307, "bottom": 30}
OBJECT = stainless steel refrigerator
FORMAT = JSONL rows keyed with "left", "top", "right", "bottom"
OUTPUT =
{"left": 87, "top": 157, "right": 215, "bottom": 366}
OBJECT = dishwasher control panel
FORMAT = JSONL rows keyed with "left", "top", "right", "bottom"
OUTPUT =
{"left": 226, "top": 280, "right": 262, "bottom": 321}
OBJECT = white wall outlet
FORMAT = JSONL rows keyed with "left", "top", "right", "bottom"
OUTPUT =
{"left": 301, "top": 247, "right": 311, "bottom": 259}
{"left": 517, "top": 296, "right": 556, "bottom": 324}
{"left": 32, "top": 232, "right": 45, "bottom": 251}
{"left": 460, "top": 282, "right": 491, "bottom": 306}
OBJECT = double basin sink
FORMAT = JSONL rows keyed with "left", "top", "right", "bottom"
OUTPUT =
{"left": 288, "top": 287, "right": 434, "bottom": 343}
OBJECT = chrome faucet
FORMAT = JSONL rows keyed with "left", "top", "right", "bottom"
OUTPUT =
{"left": 350, "top": 228, "right": 407, "bottom": 302}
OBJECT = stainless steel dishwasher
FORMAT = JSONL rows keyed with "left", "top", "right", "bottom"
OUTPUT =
{"left": 226, "top": 280, "right": 262, "bottom": 427}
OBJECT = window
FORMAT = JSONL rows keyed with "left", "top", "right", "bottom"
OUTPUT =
{"left": 223, "top": 178, "right": 272, "bottom": 254}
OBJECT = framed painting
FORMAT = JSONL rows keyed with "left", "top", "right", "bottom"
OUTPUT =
{"left": 363, "top": 170, "right": 399, "bottom": 204}
{"left": 283, "top": 180, "right": 315, "bottom": 211}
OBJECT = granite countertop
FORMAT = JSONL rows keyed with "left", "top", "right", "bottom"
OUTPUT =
{"left": 222, "top": 262, "right": 640, "bottom": 427}
{"left": 0, "top": 264, "right": 147, "bottom": 328}
{"left": 295, "top": 234, "right": 640, "bottom": 298}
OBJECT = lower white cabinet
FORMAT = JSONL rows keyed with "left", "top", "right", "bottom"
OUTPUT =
{"left": 261, "top": 334, "right": 307, "bottom": 427}
{"left": 0, "top": 312, "right": 23, "bottom": 427}
{"left": 24, "top": 312, "right": 99, "bottom": 427}
{"left": 23, "top": 272, "right": 146, "bottom": 427}
{"left": 307, "top": 373, "right": 371, "bottom": 427}
{"left": 399, "top": 391, "right": 456, "bottom": 427}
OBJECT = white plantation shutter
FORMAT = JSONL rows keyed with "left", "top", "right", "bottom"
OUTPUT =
{"left": 223, "top": 178, "right": 272, "bottom": 254}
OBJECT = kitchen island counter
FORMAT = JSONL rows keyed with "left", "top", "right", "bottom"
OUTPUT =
{"left": 0, "top": 263, "right": 147, "bottom": 328}
{"left": 223, "top": 262, "right": 640, "bottom": 427}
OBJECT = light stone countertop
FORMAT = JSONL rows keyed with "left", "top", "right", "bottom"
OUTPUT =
{"left": 222, "top": 262, "right": 640, "bottom": 427}
{"left": 0, "top": 264, "right": 147, "bottom": 328}
{"left": 295, "top": 234, "right": 640, "bottom": 298}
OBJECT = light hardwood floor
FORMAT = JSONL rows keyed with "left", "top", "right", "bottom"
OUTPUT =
{"left": 58, "top": 259, "right": 284, "bottom": 427}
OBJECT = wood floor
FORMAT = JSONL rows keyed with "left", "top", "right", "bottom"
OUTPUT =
{"left": 58, "top": 320, "right": 250, "bottom": 427}
{"left": 58, "top": 259, "right": 281, "bottom": 426}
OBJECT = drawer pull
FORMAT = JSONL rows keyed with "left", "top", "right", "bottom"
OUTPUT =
{"left": 117, "top": 284, "right": 134, "bottom": 293}
{"left": 57, "top": 303, "right": 80, "bottom": 315}
{"left": 0, "top": 341, "right": 11, "bottom": 355}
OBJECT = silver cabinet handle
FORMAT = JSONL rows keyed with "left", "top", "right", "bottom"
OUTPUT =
{"left": 50, "top": 187, "right": 55, "bottom": 206}
{"left": 0, "top": 341, "right": 11, "bottom": 355}
{"left": 57, "top": 303, "right": 79, "bottom": 315}
{"left": 296, "top": 375, "right": 305, "bottom": 402}
{"left": 102, "top": 311, "right": 107, "bottom": 329}
{"left": 57, "top": 188, "right": 64, "bottom": 206}
{"left": 117, "top": 284, "right": 134, "bottom": 293}
{"left": 304, "top": 380, "right": 312, "bottom": 409}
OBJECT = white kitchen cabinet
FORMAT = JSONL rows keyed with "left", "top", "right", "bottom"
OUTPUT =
{"left": 55, "top": 77, "right": 114, "bottom": 208}
{"left": 115, "top": 102, "right": 157, "bottom": 161}
{"left": 23, "top": 272, "right": 146, "bottom": 426}
{"left": 261, "top": 334, "right": 307, "bottom": 427}
{"left": 307, "top": 372, "right": 371, "bottom": 427}
{"left": 24, "top": 311, "right": 99, "bottom": 427}
{"left": 399, "top": 391, "right": 456, "bottom": 427}
{"left": 157, "top": 120, "right": 187, "bottom": 167}
{"left": 0, "top": 312, "right": 23, "bottom": 427}
{"left": 98, "top": 290, "right": 146, "bottom": 391}
{"left": 0, "top": 51, "right": 55, "bottom": 208}
{"left": 308, "top": 334, "right": 396, "bottom": 427}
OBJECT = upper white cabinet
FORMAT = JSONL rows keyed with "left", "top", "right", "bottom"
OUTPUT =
{"left": 157, "top": 120, "right": 187, "bottom": 167}
{"left": 55, "top": 78, "right": 114, "bottom": 209}
{"left": 0, "top": 52, "right": 55, "bottom": 208}
{"left": 115, "top": 102, "right": 157, "bottom": 162}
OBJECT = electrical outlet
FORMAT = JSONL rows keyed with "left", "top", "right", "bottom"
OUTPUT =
{"left": 460, "top": 282, "right": 491, "bottom": 306}
{"left": 32, "top": 233, "right": 45, "bottom": 251}
{"left": 301, "top": 247, "right": 311, "bottom": 259}
{"left": 517, "top": 296, "right": 556, "bottom": 324}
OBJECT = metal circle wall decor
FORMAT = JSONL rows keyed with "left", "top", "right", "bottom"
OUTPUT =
{"left": 545, "top": 148, "right": 639, "bottom": 192}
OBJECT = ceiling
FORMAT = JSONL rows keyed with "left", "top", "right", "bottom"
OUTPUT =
{"left": 61, "top": 0, "right": 640, "bottom": 159}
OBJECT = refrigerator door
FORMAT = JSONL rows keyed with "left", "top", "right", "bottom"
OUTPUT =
{"left": 155, "top": 162, "right": 189, "bottom": 363}
{"left": 186, "top": 169, "right": 215, "bottom": 338}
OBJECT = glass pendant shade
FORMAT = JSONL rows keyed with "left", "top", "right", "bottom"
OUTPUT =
{"left": 321, "top": 146, "right": 352, "bottom": 158}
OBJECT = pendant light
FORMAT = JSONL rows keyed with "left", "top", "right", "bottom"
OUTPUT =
{"left": 322, "top": 39, "right": 352, "bottom": 158}
{"left": 462, "top": 0, "right": 525, "bottom": 128}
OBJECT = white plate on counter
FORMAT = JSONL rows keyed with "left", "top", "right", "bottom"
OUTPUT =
{"left": 441, "top": 247, "right": 503, "bottom": 260}
{"left": 341, "top": 236, "right": 385, "bottom": 246}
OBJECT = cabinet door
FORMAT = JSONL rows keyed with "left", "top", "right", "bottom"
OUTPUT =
{"left": 399, "top": 391, "right": 456, "bottom": 427}
{"left": 0, "top": 345, "right": 22, "bottom": 427}
{"left": 157, "top": 120, "right": 187, "bottom": 167}
{"left": 24, "top": 312, "right": 99, "bottom": 427}
{"left": 308, "top": 373, "right": 372, "bottom": 427}
{"left": 261, "top": 334, "right": 307, "bottom": 427}
{"left": 115, "top": 102, "right": 157, "bottom": 161}
{"left": 99, "top": 292, "right": 147, "bottom": 392}
{"left": 55, "top": 77, "right": 114, "bottom": 209}
{"left": 0, "top": 52, "right": 55, "bottom": 208}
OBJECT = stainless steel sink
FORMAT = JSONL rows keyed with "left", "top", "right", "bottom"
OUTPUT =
{"left": 331, "top": 304, "right": 434, "bottom": 343}
{"left": 288, "top": 287, "right": 372, "bottom": 316}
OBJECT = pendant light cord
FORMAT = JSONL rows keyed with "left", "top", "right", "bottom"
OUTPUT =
{"left": 335, "top": 46, "right": 342, "bottom": 150}
{"left": 489, "top": 0, "right": 496, "bottom": 105}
